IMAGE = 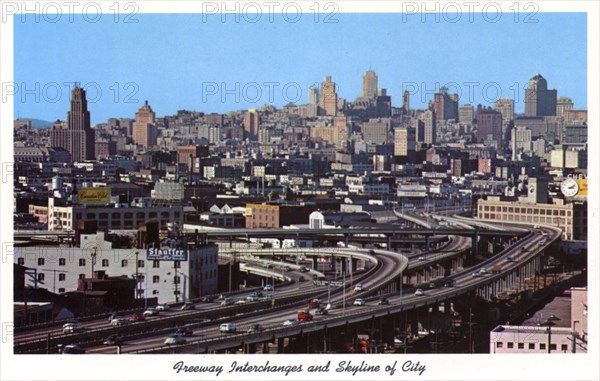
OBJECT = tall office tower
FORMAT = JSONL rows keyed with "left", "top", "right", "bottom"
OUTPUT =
{"left": 556, "top": 96, "right": 574, "bottom": 119}
{"left": 243, "top": 109, "right": 260, "bottom": 140}
{"left": 362, "top": 118, "right": 391, "bottom": 145}
{"left": 362, "top": 70, "right": 378, "bottom": 99}
{"left": 419, "top": 110, "right": 436, "bottom": 145}
{"left": 433, "top": 86, "right": 459, "bottom": 122}
{"left": 511, "top": 126, "right": 532, "bottom": 160}
{"left": 319, "top": 76, "right": 338, "bottom": 116}
{"left": 459, "top": 104, "right": 474, "bottom": 125}
{"left": 394, "top": 127, "right": 415, "bottom": 157}
{"left": 50, "top": 85, "right": 94, "bottom": 162}
{"left": 308, "top": 84, "right": 319, "bottom": 105}
{"left": 494, "top": 98, "right": 515, "bottom": 123}
{"left": 475, "top": 105, "right": 503, "bottom": 146}
{"left": 132, "top": 101, "right": 157, "bottom": 149}
{"left": 524, "top": 74, "right": 557, "bottom": 117}
{"left": 402, "top": 90, "right": 410, "bottom": 113}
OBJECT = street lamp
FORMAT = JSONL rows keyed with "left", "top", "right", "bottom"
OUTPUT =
{"left": 540, "top": 314, "right": 561, "bottom": 353}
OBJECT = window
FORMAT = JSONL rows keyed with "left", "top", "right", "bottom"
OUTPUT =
{"left": 59, "top": 258, "right": 66, "bottom": 266}
{"left": 540, "top": 343, "right": 546, "bottom": 350}
{"left": 37, "top": 273, "right": 45, "bottom": 281}
{"left": 174, "top": 261, "right": 181, "bottom": 269}
{"left": 138, "top": 260, "right": 145, "bottom": 268}
{"left": 79, "top": 259, "right": 86, "bottom": 266}
{"left": 518, "top": 343, "right": 524, "bottom": 349}
{"left": 561, "top": 344, "right": 568, "bottom": 352}
{"left": 79, "top": 274, "right": 85, "bottom": 279}
{"left": 507, "top": 342, "right": 514, "bottom": 349}
{"left": 496, "top": 342, "right": 503, "bottom": 348}
{"left": 58, "top": 288, "right": 65, "bottom": 293}
{"left": 528, "top": 343, "right": 535, "bottom": 350}
{"left": 174, "top": 276, "right": 181, "bottom": 284}
{"left": 17, "top": 258, "right": 24, "bottom": 265}
{"left": 121, "top": 260, "right": 128, "bottom": 267}
{"left": 550, "top": 344, "right": 557, "bottom": 351}
{"left": 59, "top": 274, "right": 66, "bottom": 281}
{"left": 152, "top": 290, "right": 159, "bottom": 295}
{"left": 38, "top": 258, "right": 45, "bottom": 266}
{"left": 153, "top": 275, "right": 160, "bottom": 283}
{"left": 102, "top": 259, "right": 109, "bottom": 267}
{"left": 153, "top": 260, "right": 160, "bottom": 268}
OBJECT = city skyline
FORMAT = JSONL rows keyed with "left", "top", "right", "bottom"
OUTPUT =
{"left": 14, "top": 12, "right": 587, "bottom": 124}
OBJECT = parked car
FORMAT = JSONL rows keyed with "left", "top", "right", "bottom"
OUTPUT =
{"left": 111, "top": 317, "right": 130, "bottom": 326}
{"left": 175, "top": 325, "right": 194, "bottom": 337}
{"left": 263, "top": 284, "right": 273, "bottom": 291}
{"left": 219, "top": 323, "right": 237, "bottom": 333}
{"left": 60, "top": 344, "right": 85, "bottom": 354}
{"left": 155, "top": 304, "right": 170, "bottom": 311}
{"left": 314, "top": 307, "right": 328, "bottom": 315}
{"left": 130, "top": 313, "right": 145, "bottom": 322}
{"left": 181, "top": 302, "right": 195, "bottom": 310}
{"left": 377, "top": 297, "right": 389, "bottom": 305}
{"left": 246, "top": 324, "right": 264, "bottom": 334}
{"left": 164, "top": 334, "right": 187, "bottom": 345}
{"left": 103, "top": 335, "right": 124, "bottom": 346}
{"left": 143, "top": 307, "right": 159, "bottom": 317}
{"left": 353, "top": 298, "right": 366, "bottom": 306}
{"left": 282, "top": 319, "right": 300, "bottom": 327}
{"left": 62, "top": 322, "right": 83, "bottom": 334}
{"left": 414, "top": 289, "right": 425, "bottom": 296}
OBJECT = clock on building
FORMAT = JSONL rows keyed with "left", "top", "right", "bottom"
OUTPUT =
{"left": 560, "top": 178, "right": 579, "bottom": 197}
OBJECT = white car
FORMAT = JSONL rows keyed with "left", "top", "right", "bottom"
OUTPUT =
{"left": 143, "top": 308, "right": 159, "bottom": 317}
{"left": 414, "top": 289, "right": 425, "bottom": 296}
{"left": 110, "top": 317, "right": 130, "bottom": 326}
{"left": 354, "top": 284, "right": 365, "bottom": 292}
{"left": 479, "top": 267, "right": 489, "bottom": 275}
{"left": 155, "top": 304, "right": 170, "bottom": 311}
{"left": 62, "top": 322, "right": 83, "bottom": 334}
{"left": 164, "top": 334, "right": 186, "bottom": 345}
{"left": 221, "top": 298, "right": 233, "bottom": 306}
{"left": 418, "top": 256, "right": 426, "bottom": 261}
{"left": 282, "top": 319, "right": 300, "bottom": 327}
{"left": 263, "top": 284, "right": 273, "bottom": 291}
{"left": 353, "top": 298, "right": 366, "bottom": 306}
{"left": 219, "top": 323, "right": 237, "bottom": 333}
{"left": 325, "top": 303, "right": 338, "bottom": 310}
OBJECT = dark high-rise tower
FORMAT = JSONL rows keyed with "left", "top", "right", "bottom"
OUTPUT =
{"left": 524, "top": 74, "right": 557, "bottom": 117}
{"left": 51, "top": 85, "right": 94, "bottom": 162}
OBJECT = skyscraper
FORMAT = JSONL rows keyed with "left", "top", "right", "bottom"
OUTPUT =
{"left": 524, "top": 74, "right": 557, "bottom": 117}
{"left": 308, "top": 84, "right": 319, "bottom": 105}
{"left": 50, "top": 85, "right": 94, "bottom": 162}
{"left": 433, "top": 87, "right": 459, "bottom": 122}
{"left": 475, "top": 105, "right": 503, "bottom": 146}
{"left": 556, "top": 96, "right": 574, "bottom": 119}
{"left": 418, "top": 110, "right": 436, "bottom": 146}
{"left": 402, "top": 90, "right": 410, "bottom": 114}
{"left": 319, "top": 76, "right": 338, "bottom": 116}
{"left": 493, "top": 98, "right": 515, "bottom": 123}
{"left": 243, "top": 109, "right": 260, "bottom": 140}
{"left": 362, "top": 70, "right": 378, "bottom": 99}
{"left": 459, "top": 104, "right": 474, "bottom": 125}
{"left": 132, "top": 101, "right": 157, "bottom": 149}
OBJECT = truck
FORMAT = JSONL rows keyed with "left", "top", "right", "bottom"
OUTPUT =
{"left": 297, "top": 310, "right": 313, "bottom": 321}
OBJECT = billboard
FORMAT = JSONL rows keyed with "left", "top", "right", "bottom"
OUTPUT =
{"left": 78, "top": 188, "right": 110, "bottom": 204}
{"left": 576, "top": 179, "right": 587, "bottom": 196}
{"left": 146, "top": 248, "right": 188, "bottom": 261}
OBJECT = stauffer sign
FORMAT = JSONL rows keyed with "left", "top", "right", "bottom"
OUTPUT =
{"left": 147, "top": 248, "right": 188, "bottom": 261}
{"left": 78, "top": 188, "right": 110, "bottom": 203}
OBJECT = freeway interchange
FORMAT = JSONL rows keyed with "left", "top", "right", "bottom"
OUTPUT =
{"left": 14, "top": 220, "right": 560, "bottom": 355}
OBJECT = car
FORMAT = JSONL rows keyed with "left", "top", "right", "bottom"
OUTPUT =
{"left": 246, "top": 324, "right": 264, "bottom": 334}
{"left": 368, "top": 249, "right": 376, "bottom": 255}
{"left": 521, "top": 246, "right": 528, "bottom": 252}
{"left": 181, "top": 302, "right": 195, "bottom": 310}
{"left": 472, "top": 272, "right": 482, "bottom": 278}
{"left": 262, "top": 262, "right": 273, "bottom": 269}
{"left": 235, "top": 299, "right": 248, "bottom": 305}
{"left": 506, "top": 256, "right": 514, "bottom": 262}
{"left": 251, "top": 290, "right": 263, "bottom": 297}
{"left": 263, "top": 284, "right": 273, "bottom": 291}
{"left": 282, "top": 265, "right": 291, "bottom": 272}
{"left": 164, "top": 334, "right": 187, "bottom": 345}
{"left": 325, "top": 303, "right": 338, "bottom": 310}
{"left": 377, "top": 297, "right": 390, "bottom": 305}
{"left": 201, "top": 296, "right": 215, "bottom": 303}
{"left": 282, "top": 319, "right": 300, "bottom": 327}
{"left": 297, "top": 310, "right": 313, "bottom": 321}
{"left": 308, "top": 298, "right": 320, "bottom": 308}
{"left": 219, "top": 323, "right": 237, "bottom": 333}
{"left": 479, "top": 267, "right": 489, "bottom": 275}
{"left": 62, "top": 322, "right": 83, "bottom": 334}
{"left": 221, "top": 298, "right": 233, "bottom": 306}
{"left": 111, "top": 317, "right": 130, "bottom": 326}
{"left": 353, "top": 298, "right": 366, "bottom": 306}
{"left": 175, "top": 325, "right": 194, "bottom": 337}
{"left": 298, "top": 266, "right": 309, "bottom": 272}
{"left": 155, "top": 304, "right": 170, "bottom": 311}
{"left": 130, "top": 313, "right": 145, "bottom": 322}
{"left": 60, "top": 344, "right": 85, "bottom": 354}
{"left": 418, "top": 256, "right": 426, "bottom": 261}
{"left": 354, "top": 284, "right": 365, "bottom": 292}
{"left": 108, "top": 313, "right": 119, "bottom": 322}
{"left": 429, "top": 282, "right": 437, "bottom": 289}
{"left": 103, "top": 335, "right": 124, "bottom": 346}
{"left": 143, "top": 307, "right": 159, "bottom": 317}
{"left": 444, "top": 280, "right": 455, "bottom": 287}
{"left": 245, "top": 295, "right": 259, "bottom": 302}
{"left": 314, "top": 307, "right": 328, "bottom": 315}
{"left": 414, "top": 289, "right": 425, "bottom": 296}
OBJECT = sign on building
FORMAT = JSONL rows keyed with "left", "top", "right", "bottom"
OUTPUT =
{"left": 146, "top": 248, "right": 188, "bottom": 261}
{"left": 78, "top": 188, "right": 110, "bottom": 204}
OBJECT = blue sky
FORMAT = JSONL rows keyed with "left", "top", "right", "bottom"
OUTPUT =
{"left": 14, "top": 12, "right": 587, "bottom": 124}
